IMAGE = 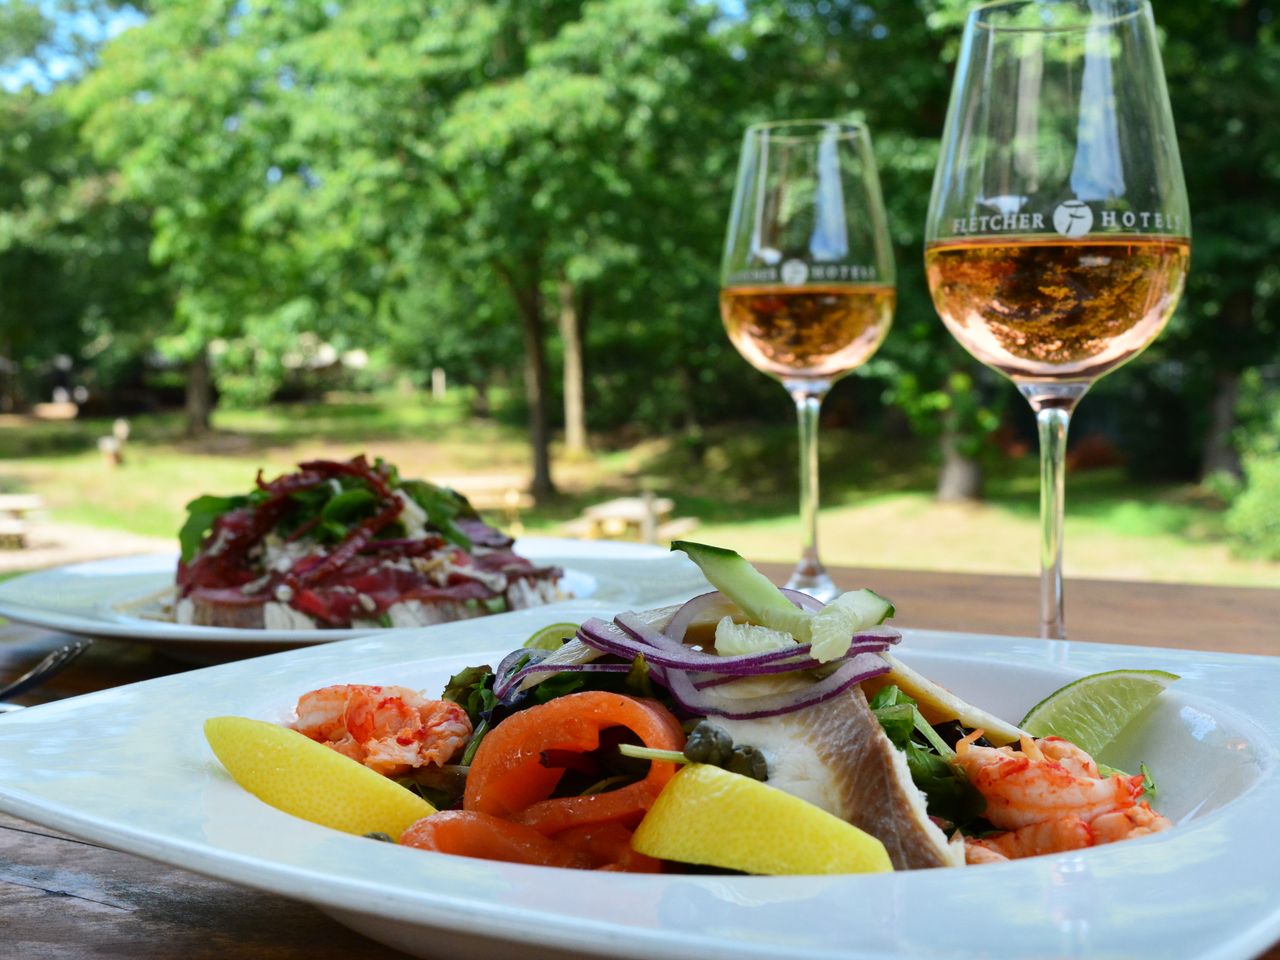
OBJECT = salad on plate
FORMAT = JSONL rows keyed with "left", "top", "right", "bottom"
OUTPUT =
{"left": 166, "top": 455, "right": 564, "bottom": 631}
{"left": 206, "top": 541, "right": 1176, "bottom": 874}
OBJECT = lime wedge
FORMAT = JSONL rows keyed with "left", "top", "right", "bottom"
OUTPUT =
{"left": 523, "top": 622, "right": 580, "bottom": 650}
{"left": 1020, "top": 669, "right": 1179, "bottom": 757}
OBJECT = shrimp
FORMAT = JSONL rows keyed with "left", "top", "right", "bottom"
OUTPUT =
{"left": 954, "top": 732, "right": 1142, "bottom": 831}
{"left": 292, "top": 684, "right": 472, "bottom": 776}
{"left": 955, "top": 730, "right": 1170, "bottom": 862}
{"left": 1090, "top": 802, "right": 1172, "bottom": 844}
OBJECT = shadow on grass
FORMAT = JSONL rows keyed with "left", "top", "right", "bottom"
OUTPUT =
{"left": 983, "top": 464, "right": 1228, "bottom": 541}
{"left": 0, "top": 395, "right": 528, "bottom": 463}
{"left": 521, "top": 423, "right": 940, "bottom": 531}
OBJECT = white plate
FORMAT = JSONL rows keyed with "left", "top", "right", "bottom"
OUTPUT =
{"left": 0, "top": 538, "right": 707, "bottom": 651}
{"left": 0, "top": 605, "right": 1277, "bottom": 960}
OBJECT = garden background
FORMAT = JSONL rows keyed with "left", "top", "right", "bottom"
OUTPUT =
{"left": 0, "top": 0, "right": 1277, "bottom": 585}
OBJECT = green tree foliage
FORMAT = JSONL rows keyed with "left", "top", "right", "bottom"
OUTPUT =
{"left": 0, "top": 0, "right": 1275, "bottom": 508}
{"left": 0, "top": 1, "right": 161, "bottom": 411}
{"left": 1146, "top": 0, "right": 1280, "bottom": 479}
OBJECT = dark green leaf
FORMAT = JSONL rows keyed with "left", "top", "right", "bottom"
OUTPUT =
{"left": 442, "top": 665, "right": 497, "bottom": 726}
{"left": 461, "top": 718, "right": 489, "bottom": 766}
{"left": 533, "top": 671, "right": 587, "bottom": 703}
{"left": 178, "top": 494, "right": 247, "bottom": 562}
{"left": 320, "top": 487, "right": 378, "bottom": 524}
{"left": 399, "top": 479, "right": 476, "bottom": 550}
{"left": 905, "top": 742, "right": 986, "bottom": 827}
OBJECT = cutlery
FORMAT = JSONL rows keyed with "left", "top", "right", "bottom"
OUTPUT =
{"left": 0, "top": 638, "right": 93, "bottom": 711}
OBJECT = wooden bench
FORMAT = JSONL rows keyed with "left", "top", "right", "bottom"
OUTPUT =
{"left": 0, "top": 494, "right": 45, "bottom": 549}
{"left": 562, "top": 495, "right": 697, "bottom": 545}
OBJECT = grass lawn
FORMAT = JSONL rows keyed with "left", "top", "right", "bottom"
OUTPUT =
{"left": 1, "top": 395, "right": 1275, "bottom": 587}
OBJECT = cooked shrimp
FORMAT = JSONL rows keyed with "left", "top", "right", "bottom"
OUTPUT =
{"left": 954, "top": 731, "right": 1142, "bottom": 831}
{"left": 956, "top": 729, "right": 1171, "bottom": 862}
{"left": 292, "top": 684, "right": 472, "bottom": 776}
{"left": 966, "top": 817, "right": 1092, "bottom": 861}
{"left": 1090, "top": 802, "right": 1172, "bottom": 844}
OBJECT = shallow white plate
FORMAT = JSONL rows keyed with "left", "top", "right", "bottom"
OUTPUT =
{"left": 0, "top": 538, "right": 707, "bottom": 650}
{"left": 0, "top": 605, "right": 1277, "bottom": 960}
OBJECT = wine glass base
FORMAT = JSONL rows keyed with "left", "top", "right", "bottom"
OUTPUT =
{"left": 784, "top": 565, "right": 840, "bottom": 604}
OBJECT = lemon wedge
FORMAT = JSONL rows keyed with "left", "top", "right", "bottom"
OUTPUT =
{"left": 631, "top": 763, "right": 892, "bottom": 875}
{"left": 204, "top": 716, "right": 435, "bottom": 837}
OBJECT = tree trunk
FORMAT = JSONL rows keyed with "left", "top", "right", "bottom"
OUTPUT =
{"left": 936, "top": 418, "right": 983, "bottom": 501}
{"left": 677, "top": 365, "right": 701, "bottom": 432}
{"left": 1201, "top": 370, "right": 1242, "bottom": 480}
{"left": 558, "top": 277, "right": 588, "bottom": 456}
{"left": 469, "top": 378, "right": 492, "bottom": 419}
{"left": 184, "top": 346, "right": 213, "bottom": 437}
{"left": 503, "top": 271, "right": 556, "bottom": 501}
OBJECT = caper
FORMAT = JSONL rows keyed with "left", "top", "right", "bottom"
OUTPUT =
{"left": 683, "top": 720, "right": 733, "bottom": 766}
{"left": 727, "top": 745, "right": 769, "bottom": 782}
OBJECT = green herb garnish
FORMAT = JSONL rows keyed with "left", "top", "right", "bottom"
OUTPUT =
{"left": 178, "top": 494, "right": 248, "bottom": 562}
{"left": 870, "top": 684, "right": 986, "bottom": 828}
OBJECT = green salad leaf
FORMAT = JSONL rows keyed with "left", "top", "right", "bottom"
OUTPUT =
{"left": 399, "top": 480, "right": 476, "bottom": 550}
{"left": 870, "top": 684, "right": 986, "bottom": 829}
{"left": 442, "top": 665, "right": 497, "bottom": 725}
{"left": 178, "top": 494, "right": 248, "bottom": 562}
{"left": 321, "top": 488, "right": 378, "bottom": 525}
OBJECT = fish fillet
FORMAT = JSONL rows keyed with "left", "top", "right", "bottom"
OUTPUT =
{"left": 715, "top": 687, "right": 963, "bottom": 870}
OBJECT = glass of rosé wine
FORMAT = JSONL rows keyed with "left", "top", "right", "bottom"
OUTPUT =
{"left": 925, "top": 0, "right": 1190, "bottom": 639}
{"left": 720, "top": 120, "right": 895, "bottom": 602}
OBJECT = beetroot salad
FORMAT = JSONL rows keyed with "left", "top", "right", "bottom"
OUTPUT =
{"left": 175, "top": 456, "right": 563, "bottom": 630}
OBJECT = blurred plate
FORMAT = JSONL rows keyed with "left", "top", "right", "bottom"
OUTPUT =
{"left": 0, "top": 609, "right": 1276, "bottom": 959}
{"left": 0, "top": 538, "right": 707, "bottom": 655}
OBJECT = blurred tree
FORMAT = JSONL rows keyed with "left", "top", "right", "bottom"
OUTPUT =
{"left": 5, "top": 0, "right": 1270, "bottom": 509}
{"left": 262, "top": 0, "right": 745, "bottom": 497}
{"left": 0, "top": 91, "right": 85, "bottom": 408}
{"left": 0, "top": 2, "right": 162, "bottom": 412}
{"left": 724, "top": 0, "right": 1004, "bottom": 499}
{"left": 65, "top": 1, "right": 280, "bottom": 432}
{"left": 1156, "top": 0, "right": 1280, "bottom": 480}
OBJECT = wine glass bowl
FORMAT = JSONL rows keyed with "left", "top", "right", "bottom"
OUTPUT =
{"left": 925, "top": 0, "right": 1190, "bottom": 637}
{"left": 924, "top": 235, "right": 1190, "bottom": 383}
{"left": 720, "top": 120, "right": 895, "bottom": 601}
{"left": 719, "top": 284, "right": 894, "bottom": 381}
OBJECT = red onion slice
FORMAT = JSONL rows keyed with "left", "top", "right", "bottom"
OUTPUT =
{"left": 612, "top": 612, "right": 894, "bottom": 719}
{"left": 779, "top": 588, "right": 828, "bottom": 612}
{"left": 580, "top": 617, "right": 822, "bottom": 675}
{"left": 692, "top": 639, "right": 894, "bottom": 688}
{"left": 686, "top": 655, "right": 885, "bottom": 721}
{"left": 494, "top": 660, "right": 633, "bottom": 699}
{"left": 668, "top": 652, "right": 892, "bottom": 720}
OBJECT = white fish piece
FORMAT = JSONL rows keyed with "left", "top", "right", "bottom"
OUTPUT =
{"left": 714, "top": 684, "right": 963, "bottom": 871}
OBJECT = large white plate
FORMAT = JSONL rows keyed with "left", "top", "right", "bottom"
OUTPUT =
{"left": 0, "top": 538, "right": 707, "bottom": 650}
{"left": 0, "top": 604, "right": 1277, "bottom": 960}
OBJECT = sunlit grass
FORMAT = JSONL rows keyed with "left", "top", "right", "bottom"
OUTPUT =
{"left": 1, "top": 400, "right": 1275, "bottom": 587}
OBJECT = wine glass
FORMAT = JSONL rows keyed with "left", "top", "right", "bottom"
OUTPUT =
{"left": 925, "top": 0, "right": 1190, "bottom": 638}
{"left": 721, "top": 120, "right": 895, "bottom": 601}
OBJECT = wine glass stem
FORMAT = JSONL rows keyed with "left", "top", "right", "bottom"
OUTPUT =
{"left": 1034, "top": 404, "right": 1072, "bottom": 640}
{"left": 788, "top": 381, "right": 831, "bottom": 589}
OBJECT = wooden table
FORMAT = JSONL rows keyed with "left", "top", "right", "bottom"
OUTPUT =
{"left": 2, "top": 564, "right": 1278, "bottom": 959}
{"left": 576, "top": 494, "right": 676, "bottom": 542}
{"left": 0, "top": 493, "right": 44, "bottom": 549}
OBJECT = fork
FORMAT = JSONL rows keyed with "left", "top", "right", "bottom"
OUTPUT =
{"left": 0, "top": 638, "right": 93, "bottom": 712}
